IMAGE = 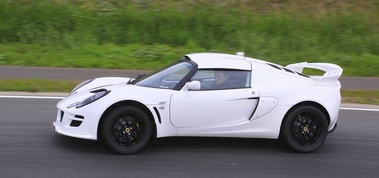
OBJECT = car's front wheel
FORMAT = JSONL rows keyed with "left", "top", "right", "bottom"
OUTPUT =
{"left": 102, "top": 106, "right": 152, "bottom": 154}
{"left": 281, "top": 105, "right": 328, "bottom": 153}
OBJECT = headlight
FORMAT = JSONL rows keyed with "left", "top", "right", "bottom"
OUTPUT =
{"left": 71, "top": 79, "right": 94, "bottom": 95}
{"left": 76, "top": 89, "right": 110, "bottom": 108}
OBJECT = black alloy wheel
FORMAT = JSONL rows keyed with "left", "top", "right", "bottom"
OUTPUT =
{"left": 102, "top": 106, "right": 152, "bottom": 154}
{"left": 281, "top": 105, "right": 328, "bottom": 153}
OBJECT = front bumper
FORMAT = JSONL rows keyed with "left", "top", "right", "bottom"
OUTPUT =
{"left": 52, "top": 108, "right": 98, "bottom": 140}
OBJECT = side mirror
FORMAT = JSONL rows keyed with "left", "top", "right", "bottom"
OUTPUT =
{"left": 187, "top": 81, "right": 201, "bottom": 90}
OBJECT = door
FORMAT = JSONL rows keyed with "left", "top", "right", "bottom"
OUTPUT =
{"left": 169, "top": 69, "right": 259, "bottom": 128}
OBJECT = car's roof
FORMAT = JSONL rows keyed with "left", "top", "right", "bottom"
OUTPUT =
{"left": 186, "top": 53, "right": 254, "bottom": 70}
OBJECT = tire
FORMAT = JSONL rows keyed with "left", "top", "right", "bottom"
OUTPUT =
{"left": 281, "top": 105, "right": 328, "bottom": 153}
{"left": 102, "top": 106, "right": 152, "bottom": 155}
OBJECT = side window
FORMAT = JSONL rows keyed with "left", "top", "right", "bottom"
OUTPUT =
{"left": 191, "top": 69, "right": 251, "bottom": 90}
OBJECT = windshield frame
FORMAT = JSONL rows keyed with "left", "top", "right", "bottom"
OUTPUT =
{"left": 134, "top": 57, "right": 198, "bottom": 91}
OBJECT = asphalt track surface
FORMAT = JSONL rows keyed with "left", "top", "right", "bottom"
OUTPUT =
{"left": 0, "top": 98, "right": 379, "bottom": 178}
{"left": 1, "top": 65, "right": 379, "bottom": 90}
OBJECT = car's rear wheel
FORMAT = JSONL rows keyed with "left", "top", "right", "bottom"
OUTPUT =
{"left": 281, "top": 105, "right": 328, "bottom": 153}
{"left": 102, "top": 106, "right": 152, "bottom": 154}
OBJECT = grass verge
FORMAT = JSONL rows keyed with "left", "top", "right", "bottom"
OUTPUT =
{"left": 341, "top": 90, "right": 379, "bottom": 105}
{"left": 1, "top": 43, "right": 378, "bottom": 76}
{"left": 0, "top": 79, "right": 78, "bottom": 93}
{"left": 0, "top": 79, "right": 378, "bottom": 105}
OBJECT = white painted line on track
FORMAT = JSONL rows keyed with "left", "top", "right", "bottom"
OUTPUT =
{"left": 340, "top": 107, "right": 379, "bottom": 112}
{"left": 1, "top": 95, "right": 379, "bottom": 112}
{"left": 0, "top": 95, "right": 64, "bottom": 100}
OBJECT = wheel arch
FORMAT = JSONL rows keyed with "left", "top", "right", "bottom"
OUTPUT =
{"left": 280, "top": 101, "right": 331, "bottom": 134}
{"left": 97, "top": 100, "right": 157, "bottom": 141}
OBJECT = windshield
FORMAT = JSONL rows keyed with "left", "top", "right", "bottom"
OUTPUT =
{"left": 134, "top": 61, "right": 194, "bottom": 89}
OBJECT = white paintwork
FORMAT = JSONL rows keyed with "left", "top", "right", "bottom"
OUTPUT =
{"left": 187, "top": 81, "right": 201, "bottom": 90}
{"left": 251, "top": 97, "right": 278, "bottom": 120}
{"left": 286, "top": 62, "right": 343, "bottom": 86}
{"left": 186, "top": 53, "right": 251, "bottom": 70}
{"left": 53, "top": 52, "right": 342, "bottom": 143}
{"left": 170, "top": 88, "right": 258, "bottom": 128}
{"left": 71, "top": 77, "right": 130, "bottom": 95}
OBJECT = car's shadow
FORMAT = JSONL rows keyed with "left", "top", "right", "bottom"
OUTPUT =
{"left": 53, "top": 134, "right": 288, "bottom": 155}
{"left": 52, "top": 134, "right": 109, "bottom": 155}
{"left": 149, "top": 137, "right": 288, "bottom": 153}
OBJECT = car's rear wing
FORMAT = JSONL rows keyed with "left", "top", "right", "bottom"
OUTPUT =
{"left": 286, "top": 62, "right": 343, "bottom": 85}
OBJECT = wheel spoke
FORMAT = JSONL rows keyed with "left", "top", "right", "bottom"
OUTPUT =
{"left": 130, "top": 130, "right": 139, "bottom": 139}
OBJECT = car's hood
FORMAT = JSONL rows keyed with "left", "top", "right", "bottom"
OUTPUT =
{"left": 60, "top": 76, "right": 174, "bottom": 110}
{"left": 71, "top": 77, "right": 131, "bottom": 95}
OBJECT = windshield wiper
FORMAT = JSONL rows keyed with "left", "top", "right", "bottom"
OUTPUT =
{"left": 127, "top": 74, "right": 147, "bottom": 84}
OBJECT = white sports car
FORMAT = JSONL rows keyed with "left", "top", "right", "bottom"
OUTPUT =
{"left": 53, "top": 53, "right": 343, "bottom": 154}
